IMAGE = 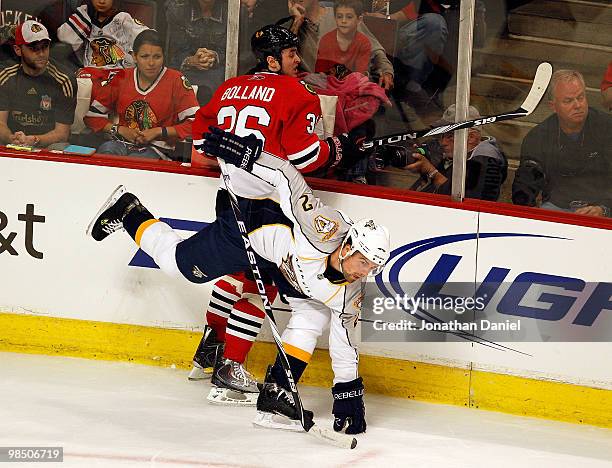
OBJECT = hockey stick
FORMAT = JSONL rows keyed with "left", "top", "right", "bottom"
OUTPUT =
{"left": 362, "top": 62, "right": 553, "bottom": 148}
{"left": 217, "top": 159, "right": 358, "bottom": 450}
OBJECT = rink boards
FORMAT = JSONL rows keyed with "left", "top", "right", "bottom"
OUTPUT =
{"left": 0, "top": 152, "right": 611, "bottom": 428}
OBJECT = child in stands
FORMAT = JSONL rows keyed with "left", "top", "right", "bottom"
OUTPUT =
{"left": 315, "top": 0, "right": 371, "bottom": 75}
{"left": 57, "top": 0, "right": 148, "bottom": 86}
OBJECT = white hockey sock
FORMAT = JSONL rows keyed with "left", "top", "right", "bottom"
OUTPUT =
{"left": 138, "top": 221, "right": 183, "bottom": 278}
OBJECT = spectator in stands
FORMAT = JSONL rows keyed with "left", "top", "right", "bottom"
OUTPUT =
{"left": 165, "top": 0, "right": 228, "bottom": 105}
{"left": 366, "top": 0, "right": 449, "bottom": 114}
{"left": 241, "top": 0, "right": 288, "bottom": 34}
{"left": 57, "top": 0, "right": 149, "bottom": 85}
{"left": 84, "top": 29, "right": 200, "bottom": 159}
{"left": 512, "top": 69, "right": 612, "bottom": 217}
{"left": 315, "top": 0, "right": 371, "bottom": 75}
{"left": 0, "top": 1, "right": 64, "bottom": 38}
{"left": 405, "top": 104, "right": 507, "bottom": 201}
{"left": 283, "top": 0, "right": 394, "bottom": 90}
{"left": 0, "top": 21, "right": 76, "bottom": 150}
{"left": 0, "top": 25, "right": 16, "bottom": 47}
{"left": 0, "top": 0, "right": 69, "bottom": 65}
{"left": 602, "top": 61, "right": 612, "bottom": 111}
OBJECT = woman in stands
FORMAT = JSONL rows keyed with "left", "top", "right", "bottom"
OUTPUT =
{"left": 83, "top": 29, "right": 200, "bottom": 159}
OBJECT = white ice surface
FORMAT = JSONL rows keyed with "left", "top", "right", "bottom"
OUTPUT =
{"left": 0, "top": 353, "right": 611, "bottom": 468}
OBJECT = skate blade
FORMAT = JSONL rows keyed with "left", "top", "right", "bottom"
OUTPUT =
{"left": 206, "top": 387, "right": 258, "bottom": 406}
{"left": 187, "top": 365, "right": 213, "bottom": 381}
{"left": 86, "top": 185, "right": 126, "bottom": 238}
{"left": 252, "top": 411, "right": 305, "bottom": 432}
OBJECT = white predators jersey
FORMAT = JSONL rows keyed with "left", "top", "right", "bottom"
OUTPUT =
{"left": 251, "top": 223, "right": 363, "bottom": 383}
{"left": 228, "top": 153, "right": 365, "bottom": 383}
{"left": 58, "top": 5, "right": 148, "bottom": 69}
{"left": 250, "top": 220, "right": 365, "bottom": 324}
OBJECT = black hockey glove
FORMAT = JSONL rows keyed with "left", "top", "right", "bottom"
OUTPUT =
{"left": 326, "top": 121, "right": 375, "bottom": 170}
{"left": 202, "top": 126, "right": 263, "bottom": 172}
{"left": 331, "top": 377, "right": 366, "bottom": 434}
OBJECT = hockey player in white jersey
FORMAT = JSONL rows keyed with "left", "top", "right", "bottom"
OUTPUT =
{"left": 200, "top": 128, "right": 390, "bottom": 434}
{"left": 86, "top": 129, "right": 390, "bottom": 435}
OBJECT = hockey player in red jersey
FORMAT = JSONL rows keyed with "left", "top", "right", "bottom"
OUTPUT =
{"left": 193, "top": 24, "right": 374, "bottom": 174}
{"left": 188, "top": 24, "right": 375, "bottom": 405}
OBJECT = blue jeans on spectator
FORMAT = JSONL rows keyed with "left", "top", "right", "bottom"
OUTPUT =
{"left": 397, "top": 13, "right": 448, "bottom": 89}
{"left": 97, "top": 140, "right": 161, "bottom": 159}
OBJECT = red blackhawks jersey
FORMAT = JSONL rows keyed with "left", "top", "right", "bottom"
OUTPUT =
{"left": 193, "top": 72, "right": 332, "bottom": 173}
{"left": 85, "top": 67, "right": 199, "bottom": 151}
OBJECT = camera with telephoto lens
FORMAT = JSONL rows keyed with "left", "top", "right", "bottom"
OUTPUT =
{"left": 375, "top": 144, "right": 428, "bottom": 169}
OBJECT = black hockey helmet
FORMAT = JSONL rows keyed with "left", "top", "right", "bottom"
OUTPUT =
{"left": 251, "top": 25, "right": 299, "bottom": 68}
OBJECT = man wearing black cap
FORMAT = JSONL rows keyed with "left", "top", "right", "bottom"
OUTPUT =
{"left": 0, "top": 20, "right": 76, "bottom": 149}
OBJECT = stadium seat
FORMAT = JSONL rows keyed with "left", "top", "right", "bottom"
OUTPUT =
{"left": 119, "top": 0, "right": 157, "bottom": 28}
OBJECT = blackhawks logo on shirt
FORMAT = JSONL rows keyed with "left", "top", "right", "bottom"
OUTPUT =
{"left": 300, "top": 80, "right": 317, "bottom": 95}
{"left": 90, "top": 37, "right": 126, "bottom": 67}
{"left": 125, "top": 99, "right": 157, "bottom": 130}
{"left": 181, "top": 75, "right": 192, "bottom": 90}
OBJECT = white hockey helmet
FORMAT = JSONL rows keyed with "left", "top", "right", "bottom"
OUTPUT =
{"left": 339, "top": 218, "right": 390, "bottom": 275}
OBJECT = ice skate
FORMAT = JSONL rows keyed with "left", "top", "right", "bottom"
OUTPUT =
{"left": 86, "top": 185, "right": 142, "bottom": 241}
{"left": 206, "top": 358, "right": 259, "bottom": 406}
{"left": 188, "top": 326, "right": 224, "bottom": 381}
{"left": 252, "top": 366, "right": 310, "bottom": 432}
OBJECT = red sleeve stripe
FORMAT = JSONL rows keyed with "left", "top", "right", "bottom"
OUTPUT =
{"left": 68, "top": 15, "right": 91, "bottom": 38}
{"left": 71, "top": 12, "right": 91, "bottom": 34}
{"left": 74, "top": 8, "right": 92, "bottom": 28}
{"left": 65, "top": 19, "right": 88, "bottom": 42}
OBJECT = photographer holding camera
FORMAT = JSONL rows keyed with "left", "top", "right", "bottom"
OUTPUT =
{"left": 397, "top": 104, "right": 507, "bottom": 201}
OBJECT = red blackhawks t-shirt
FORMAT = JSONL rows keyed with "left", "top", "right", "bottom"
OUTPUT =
{"left": 315, "top": 30, "right": 371, "bottom": 75}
